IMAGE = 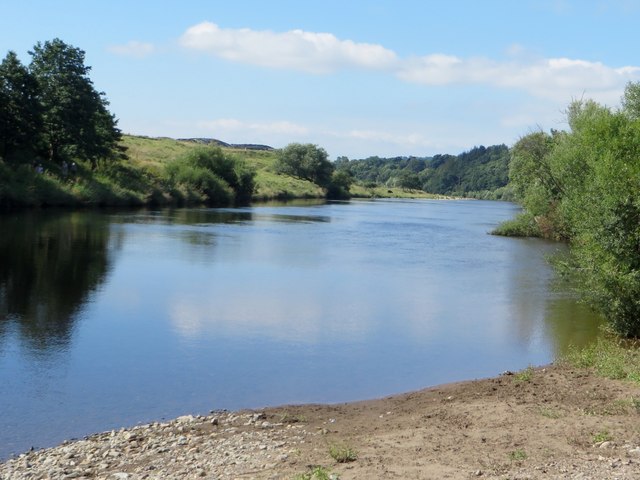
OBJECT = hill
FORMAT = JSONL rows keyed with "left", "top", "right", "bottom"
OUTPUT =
{"left": 338, "top": 144, "right": 512, "bottom": 200}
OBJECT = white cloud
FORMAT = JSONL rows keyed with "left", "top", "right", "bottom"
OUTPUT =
{"left": 178, "top": 21, "right": 639, "bottom": 102}
{"left": 179, "top": 21, "right": 398, "bottom": 74}
{"left": 398, "top": 54, "right": 640, "bottom": 102}
{"left": 198, "top": 118, "right": 309, "bottom": 136}
{"left": 107, "top": 41, "right": 155, "bottom": 58}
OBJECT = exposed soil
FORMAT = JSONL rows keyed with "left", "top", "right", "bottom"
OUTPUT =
{"left": 2, "top": 364, "right": 640, "bottom": 479}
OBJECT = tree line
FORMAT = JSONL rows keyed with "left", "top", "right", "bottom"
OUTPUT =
{"left": 333, "top": 144, "right": 510, "bottom": 198}
{"left": 496, "top": 82, "right": 640, "bottom": 337}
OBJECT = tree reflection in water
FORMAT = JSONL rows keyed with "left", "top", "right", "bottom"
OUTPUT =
{"left": 0, "top": 211, "right": 112, "bottom": 356}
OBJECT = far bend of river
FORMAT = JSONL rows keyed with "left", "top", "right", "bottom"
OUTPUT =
{"left": 0, "top": 199, "right": 602, "bottom": 459}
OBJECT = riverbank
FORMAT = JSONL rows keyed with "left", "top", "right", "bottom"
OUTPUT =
{"left": 2, "top": 363, "right": 640, "bottom": 479}
{"left": 0, "top": 135, "right": 446, "bottom": 210}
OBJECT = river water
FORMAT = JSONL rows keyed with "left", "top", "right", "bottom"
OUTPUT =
{"left": 0, "top": 199, "right": 602, "bottom": 459}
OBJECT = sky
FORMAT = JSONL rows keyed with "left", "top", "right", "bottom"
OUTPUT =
{"left": 1, "top": 0, "right": 639, "bottom": 159}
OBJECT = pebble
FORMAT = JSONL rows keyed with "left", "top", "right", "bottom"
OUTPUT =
{"left": 0, "top": 411, "right": 311, "bottom": 480}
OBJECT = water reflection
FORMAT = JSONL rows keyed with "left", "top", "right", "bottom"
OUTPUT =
{"left": 0, "top": 211, "right": 113, "bottom": 357}
{"left": 506, "top": 237, "right": 602, "bottom": 356}
{"left": 0, "top": 201, "right": 607, "bottom": 461}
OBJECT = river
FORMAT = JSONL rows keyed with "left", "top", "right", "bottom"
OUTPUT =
{"left": 0, "top": 199, "right": 602, "bottom": 459}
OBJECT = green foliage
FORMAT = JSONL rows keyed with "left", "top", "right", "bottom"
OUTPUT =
{"left": 513, "top": 366, "right": 534, "bottom": 383}
{"left": 622, "top": 81, "right": 640, "bottom": 120}
{"left": 508, "top": 449, "right": 527, "bottom": 462}
{"left": 0, "top": 51, "right": 42, "bottom": 163}
{"left": 275, "top": 143, "right": 334, "bottom": 188}
{"left": 562, "top": 336, "right": 640, "bottom": 382}
{"left": 340, "top": 145, "right": 509, "bottom": 197}
{"left": 592, "top": 430, "right": 612, "bottom": 444}
{"left": 491, "top": 213, "right": 541, "bottom": 237}
{"left": 293, "top": 466, "right": 336, "bottom": 480}
{"left": 325, "top": 169, "right": 354, "bottom": 199}
{"left": 28, "top": 38, "right": 121, "bottom": 167}
{"left": 164, "top": 147, "right": 255, "bottom": 206}
{"left": 328, "top": 443, "right": 358, "bottom": 463}
{"left": 501, "top": 82, "right": 640, "bottom": 336}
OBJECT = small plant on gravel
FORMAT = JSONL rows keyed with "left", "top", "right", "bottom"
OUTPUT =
{"left": 328, "top": 443, "right": 358, "bottom": 463}
{"left": 292, "top": 465, "right": 337, "bottom": 480}
{"left": 538, "top": 406, "right": 563, "bottom": 419}
{"left": 280, "top": 411, "right": 307, "bottom": 424}
{"left": 513, "top": 366, "right": 534, "bottom": 383}
{"left": 508, "top": 449, "right": 527, "bottom": 462}
{"left": 592, "top": 430, "right": 612, "bottom": 444}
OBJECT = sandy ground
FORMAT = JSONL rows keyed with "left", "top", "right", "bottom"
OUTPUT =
{"left": 2, "top": 363, "right": 640, "bottom": 479}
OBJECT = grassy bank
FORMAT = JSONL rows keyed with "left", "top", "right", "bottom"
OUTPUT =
{"left": 1, "top": 135, "right": 452, "bottom": 209}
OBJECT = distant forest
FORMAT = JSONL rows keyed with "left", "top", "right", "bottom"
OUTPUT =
{"left": 335, "top": 144, "right": 512, "bottom": 199}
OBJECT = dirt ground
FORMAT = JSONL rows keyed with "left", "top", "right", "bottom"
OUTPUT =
{"left": 273, "top": 364, "right": 640, "bottom": 479}
{"left": 3, "top": 363, "right": 640, "bottom": 479}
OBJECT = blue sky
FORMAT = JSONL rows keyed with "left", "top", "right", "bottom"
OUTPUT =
{"left": 2, "top": 0, "right": 639, "bottom": 158}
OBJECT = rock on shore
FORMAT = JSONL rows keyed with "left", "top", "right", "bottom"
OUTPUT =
{"left": 0, "top": 411, "right": 311, "bottom": 480}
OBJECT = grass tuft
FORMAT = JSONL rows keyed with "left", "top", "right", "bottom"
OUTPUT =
{"left": 292, "top": 465, "right": 337, "bottom": 480}
{"left": 328, "top": 443, "right": 358, "bottom": 463}
{"left": 561, "top": 336, "right": 640, "bottom": 383}
{"left": 513, "top": 366, "right": 534, "bottom": 383}
{"left": 508, "top": 449, "right": 527, "bottom": 462}
{"left": 592, "top": 430, "right": 612, "bottom": 444}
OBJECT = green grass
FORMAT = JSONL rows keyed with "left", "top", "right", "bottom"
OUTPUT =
{"left": 121, "top": 135, "right": 326, "bottom": 201}
{"left": 2, "top": 135, "right": 466, "bottom": 208}
{"left": 513, "top": 366, "right": 534, "bottom": 383}
{"left": 538, "top": 406, "right": 563, "bottom": 419}
{"left": 328, "top": 443, "right": 358, "bottom": 463}
{"left": 508, "top": 449, "right": 527, "bottom": 462}
{"left": 491, "top": 213, "right": 542, "bottom": 237}
{"left": 592, "top": 430, "right": 612, "bottom": 444}
{"left": 561, "top": 336, "right": 640, "bottom": 383}
{"left": 292, "top": 466, "right": 337, "bottom": 480}
{"left": 279, "top": 412, "right": 307, "bottom": 424}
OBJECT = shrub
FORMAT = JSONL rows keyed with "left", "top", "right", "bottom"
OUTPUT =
{"left": 164, "top": 147, "right": 255, "bottom": 206}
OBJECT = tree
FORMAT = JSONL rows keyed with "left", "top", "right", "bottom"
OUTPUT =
{"left": 275, "top": 143, "right": 334, "bottom": 187}
{"left": 28, "top": 38, "right": 120, "bottom": 167}
{"left": 0, "top": 51, "right": 42, "bottom": 162}
{"left": 499, "top": 82, "right": 640, "bottom": 336}
{"left": 622, "top": 81, "right": 640, "bottom": 120}
{"left": 326, "top": 169, "right": 354, "bottom": 199}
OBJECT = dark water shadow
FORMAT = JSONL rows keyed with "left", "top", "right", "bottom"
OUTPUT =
{"left": 0, "top": 211, "right": 113, "bottom": 358}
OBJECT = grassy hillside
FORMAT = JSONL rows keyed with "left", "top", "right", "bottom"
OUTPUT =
{"left": 121, "top": 135, "right": 325, "bottom": 201}
{"left": 0, "top": 135, "right": 448, "bottom": 208}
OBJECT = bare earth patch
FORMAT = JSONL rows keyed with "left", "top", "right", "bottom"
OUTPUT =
{"left": 2, "top": 364, "right": 640, "bottom": 479}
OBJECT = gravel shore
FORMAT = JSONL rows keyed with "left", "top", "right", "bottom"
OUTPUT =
{"left": 3, "top": 364, "right": 640, "bottom": 479}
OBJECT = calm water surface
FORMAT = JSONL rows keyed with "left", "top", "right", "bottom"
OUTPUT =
{"left": 0, "top": 199, "right": 602, "bottom": 459}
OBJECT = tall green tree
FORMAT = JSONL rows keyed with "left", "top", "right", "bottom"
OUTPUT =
{"left": 28, "top": 38, "right": 120, "bottom": 167}
{"left": 0, "top": 51, "right": 42, "bottom": 162}
{"left": 275, "top": 143, "right": 334, "bottom": 187}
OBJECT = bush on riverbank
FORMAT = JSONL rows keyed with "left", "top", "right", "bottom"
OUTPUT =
{"left": 494, "top": 82, "right": 640, "bottom": 337}
{"left": 163, "top": 147, "right": 256, "bottom": 206}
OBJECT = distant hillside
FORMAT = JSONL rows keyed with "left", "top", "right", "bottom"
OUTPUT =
{"left": 336, "top": 144, "right": 512, "bottom": 199}
{"left": 178, "top": 138, "right": 274, "bottom": 151}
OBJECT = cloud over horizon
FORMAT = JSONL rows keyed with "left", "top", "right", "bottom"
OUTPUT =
{"left": 178, "top": 21, "right": 640, "bottom": 103}
{"left": 179, "top": 21, "right": 398, "bottom": 74}
{"left": 398, "top": 54, "right": 640, "bottom": 102}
